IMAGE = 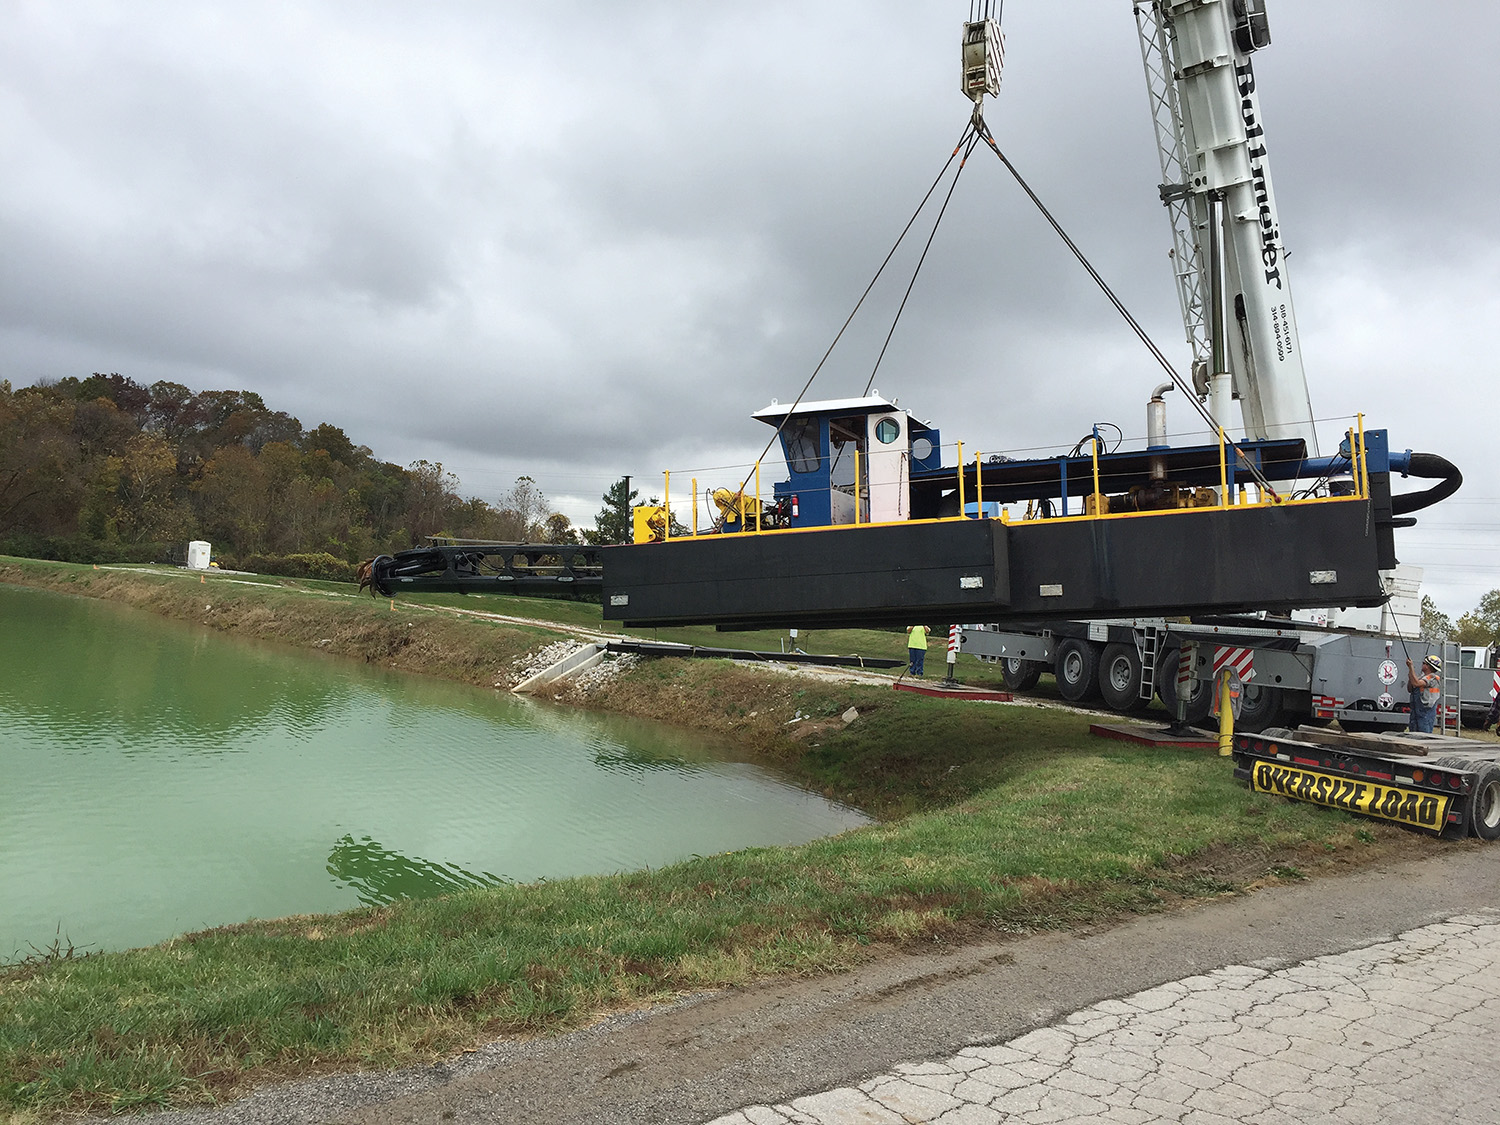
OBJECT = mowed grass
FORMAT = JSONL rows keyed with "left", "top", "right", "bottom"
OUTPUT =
{"left": 0, "top": 556, "right": 914, "bottom": 682}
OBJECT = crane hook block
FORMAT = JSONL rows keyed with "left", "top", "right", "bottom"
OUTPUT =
{"left": 961, "top": 19, "right": 1003, "bottom": 102}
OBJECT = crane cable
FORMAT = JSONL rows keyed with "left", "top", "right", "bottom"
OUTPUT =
{"left": 972, "top": 114, "right": 1282, "bottom": 501}
{"left": 862, "top": 129, "right": 982, "bottom": 395}
{"left": 732, "top": 122, "right": 978, "bottom": 502}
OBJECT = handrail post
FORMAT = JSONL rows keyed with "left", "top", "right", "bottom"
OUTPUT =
{"left": 1356, "top": 413, "right": 1368, "bottom": 498}
{"left": 1217, "top": 428, "right": 1228, "bottom": 508}
{"left": 664, "top": 471, "right": 671, "bottom": 540}
{"left": 691, "top": 476, "right": 698, "bottom": 536}
{"left": 957, "top": 440, "right": 965, "bottom": 520}
{"left": 1345, "top": 426, "right": 1355, "bottom": 498}
{"left": 975, "top": 450, "right": 983, "bottom": 518}
{"left": 754, "top": 462, "right": 761, "bottom": 532}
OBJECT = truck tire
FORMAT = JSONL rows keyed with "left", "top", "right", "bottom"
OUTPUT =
{"left": 1098, "top": 643, "right": 1149, "bottom": 713}
{"left": 1236, "top": 683, "right": 1283, "bottom": 734}
{"left": 1000, "top": 656, "right": 1043, "bottom": 692}
{"left": 1055, "top": 638, "right": 1102, "bottom": 703}
{"left": 1278, "top": 691, "right": 1326, "bottom": 728}
{"left": 1156, "top": 653, "right": 1213, "bottom": 725}
{"left": 1469, "top": 765, "right": 1500, "bottom": 841}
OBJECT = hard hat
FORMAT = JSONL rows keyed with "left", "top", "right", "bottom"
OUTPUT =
{"left": 1424, "top": 654, "right": 1442, "bottom": 669}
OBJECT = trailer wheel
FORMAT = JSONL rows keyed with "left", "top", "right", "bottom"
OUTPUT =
{"left": 1055, "top": 639, "right": 1102, "bottom": 702}
{"left": 1156, "top": 653, "right": 1213, "bottom": 725}
{"left": 1236, "top": 683, "right": 1283, "bottom": 733}
{"left": 1000, "top": 656, "right": 1042, "bottom": 692}
{"left": 1470, "top": 766, "right": 1500, "bottom": 841}
{"left": 1098, "top": 643, "right": 1149, "bottom": 713}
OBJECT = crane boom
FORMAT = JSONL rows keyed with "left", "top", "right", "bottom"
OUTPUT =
{"left": 1135, "top": 0, "right": 1318, "bottom": 456}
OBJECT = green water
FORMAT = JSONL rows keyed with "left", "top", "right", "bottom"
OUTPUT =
{"left": 0, "top": 584, "right": 869, "bottom": 961}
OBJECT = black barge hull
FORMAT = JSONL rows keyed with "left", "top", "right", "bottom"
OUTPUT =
{"left": 602, "top": 497, "right": 1389, "bottom": 630}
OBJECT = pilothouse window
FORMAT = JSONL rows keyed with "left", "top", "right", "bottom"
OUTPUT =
{"left": 782, "top": 418, "right": 821, "bottom": 474}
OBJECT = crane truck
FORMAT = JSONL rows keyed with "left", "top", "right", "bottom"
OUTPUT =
{"left": 956, "top": 0, "right": 1465, "bottom": 740}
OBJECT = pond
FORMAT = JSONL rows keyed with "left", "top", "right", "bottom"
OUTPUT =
{"left": 0, "top": 583, "right": 869, "bottom": 960}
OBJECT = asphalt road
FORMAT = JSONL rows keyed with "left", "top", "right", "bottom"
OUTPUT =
{"left": 129, "top": 846, "right": 1500, "bottom": 1125}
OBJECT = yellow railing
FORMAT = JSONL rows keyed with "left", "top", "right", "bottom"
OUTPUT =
{"left": 640, "top": 421, "right": 1371, "bottom": 543}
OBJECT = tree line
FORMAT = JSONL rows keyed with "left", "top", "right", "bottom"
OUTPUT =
{"left": 1422, "top": 592, "right": 1500, "bottom": 649}
{"left": 0, "top": 373, "right": 625, "bottom": 580}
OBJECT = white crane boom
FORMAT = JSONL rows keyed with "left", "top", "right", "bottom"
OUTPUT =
{"left": 1134, "top": 0, "right": 1318, "bottom": 457}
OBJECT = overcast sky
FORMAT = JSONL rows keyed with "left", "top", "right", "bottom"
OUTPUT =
{"left": 3, "top": 1, "right": 1496, "bottom": 618}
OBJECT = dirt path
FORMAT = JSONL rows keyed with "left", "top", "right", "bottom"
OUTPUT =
{"left": 122, "top": 845, "right": 1500, "bottom": 1125}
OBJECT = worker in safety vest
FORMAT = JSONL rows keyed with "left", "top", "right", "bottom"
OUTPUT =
{"left": 906, "top": 624, "right": 929, "bottom": 678}
{"left": 1405, "top": 654, "right": 1441, "bottom": 734}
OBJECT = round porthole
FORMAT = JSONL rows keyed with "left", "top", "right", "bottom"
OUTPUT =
{"left": 911, "top": 436, "right": 933, "bottom": 460}
{"left": 874, "top": 417, "right": 901, "bottom": 444}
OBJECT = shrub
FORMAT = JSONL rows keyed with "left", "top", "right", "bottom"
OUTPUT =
{"left": 239, "top": 552, "right": 359, "bottom": 583}
{"left": 0, "top": 534, "right": 169, "bottom": 565}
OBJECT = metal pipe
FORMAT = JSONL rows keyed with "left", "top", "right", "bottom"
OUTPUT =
{"left": 1090, "top": 430, "right": 1102, "bottom": 516}
{"left": 854, "top": 449, "right": 861, "bottom": 524}
{"left": 1207, "top": 192, "right": 1234, "bottom": 430}
{"left": 1218, "top": 427, "right": 1228, "bottom": 508}
{"left": 957, "top": 440, "right": 965, "bottom": 518}
{"left": 1148, "top": 383, "right": 1172, "bottom": 481}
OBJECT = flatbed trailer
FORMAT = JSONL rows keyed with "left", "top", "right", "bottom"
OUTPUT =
{"left": 1234, "top": 725, "right": 1500, "bottom": 840}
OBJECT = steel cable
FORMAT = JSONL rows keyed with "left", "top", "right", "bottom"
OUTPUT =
{"left": 972, "top": 116, "right": 1282, "bottom": 499}
{"left": 734, "top": 122, "right": 977, "bottom": 499}
{"left": 862, "top": 130, "right": 981, "bottom": 395}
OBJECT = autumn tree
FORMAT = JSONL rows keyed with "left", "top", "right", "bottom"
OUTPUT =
{"left": 2, "top": 372, "right": 579, "bottom": 573}
{"left": 1455, "top": 591, "right": 1500, "bottom": 646}
{"left": 114, "top": 433, "right": 188, "bottom": 543}
{"left": 1420, "top": 595, "right": 1454, "bottom": 642}
{"left": 0, "top": 383, "right": 83, "bottom": 537}
{"left": 403, "top": 460, "right": 464, "bottom": 543}
{"left": 543, "top": 512, "right": 578, "bottom": 544}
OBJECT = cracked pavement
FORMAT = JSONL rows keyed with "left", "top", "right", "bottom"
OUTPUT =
{"left": 707, "top": 912, "right": 1500, "bottom": 1125}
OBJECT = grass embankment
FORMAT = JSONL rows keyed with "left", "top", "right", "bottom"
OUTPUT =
{"left": 0, "top": 556, "right": 1448, "bottom": 1118}
{"left": 0, "top": 556, "right": 911, "bottom": 690}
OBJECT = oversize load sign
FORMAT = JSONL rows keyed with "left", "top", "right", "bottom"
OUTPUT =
{"left": 1252, "top": 763, "right": 1452, "bottom": 832}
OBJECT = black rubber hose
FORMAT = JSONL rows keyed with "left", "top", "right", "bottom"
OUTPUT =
{"left": 1391, "top": 453, "right": 1463, "bottom": 515}
{"left": 360, "top": 554, "right": 395, "bottom": 597}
